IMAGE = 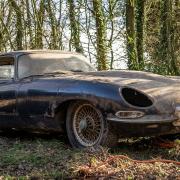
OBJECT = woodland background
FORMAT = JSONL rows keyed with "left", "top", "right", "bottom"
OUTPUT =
{"left": 0, "top": 0, "right": 179, "bottom": 75}
{"left": 0, "top": 1, "right": 180, "bottom": 178}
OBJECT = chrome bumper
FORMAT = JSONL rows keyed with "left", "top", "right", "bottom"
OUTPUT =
{"left": 107, "top": 114, "right": 179, "bottom": 124}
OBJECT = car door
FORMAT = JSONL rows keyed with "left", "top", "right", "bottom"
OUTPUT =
{"left": 16, "top": 53, "right": 51, "bottom": 118}
{"left": 0, "top": 56, "right": 18, "bottom": 128}
{"left": 16, "top": 54, "right": 53, "bottom": 130}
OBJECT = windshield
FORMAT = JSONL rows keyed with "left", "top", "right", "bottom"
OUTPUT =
{"left": 18, "top": 52, "right": 95, "bottom": 78}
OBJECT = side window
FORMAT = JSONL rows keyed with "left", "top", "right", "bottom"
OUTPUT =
{"left": 0, "top": 56, "right": 15, "bottom": 79}
{"left": 18, "top": 55, "right": 31, "bottom": 78}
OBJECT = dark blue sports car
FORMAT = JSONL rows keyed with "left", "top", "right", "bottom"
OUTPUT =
{"left": 0, "top": 50, "right": 179, "bottom": 148}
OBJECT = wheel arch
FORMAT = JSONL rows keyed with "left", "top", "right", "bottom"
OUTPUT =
{"left": 53, "top": 98, "right": 118, "bottom": 147}
{"left": 53, "top": 98, "right": 101, "bottom": 128}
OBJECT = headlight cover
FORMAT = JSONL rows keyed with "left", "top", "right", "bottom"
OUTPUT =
{"left": 120, "top": 87, "right": 153, "bottom": 108}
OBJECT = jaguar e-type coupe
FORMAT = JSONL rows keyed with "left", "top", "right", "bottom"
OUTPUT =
{"left": 0, "top": 50, "right": 179, "bottom": 148}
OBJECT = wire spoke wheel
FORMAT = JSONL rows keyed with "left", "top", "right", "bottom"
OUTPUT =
{"left": 72, "top": 103, "right": 103, "bottom": 147}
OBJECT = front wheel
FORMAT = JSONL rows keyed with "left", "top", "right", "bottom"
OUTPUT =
{"left": 66, "top": 101, "right": 107, "bottom": 149}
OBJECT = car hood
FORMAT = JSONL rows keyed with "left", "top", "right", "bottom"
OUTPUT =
{"left": 70, "top": 70, "right": 178, "bottom": 88}
{"left": 61, "top": 70, "right": 180, "bottom": 113}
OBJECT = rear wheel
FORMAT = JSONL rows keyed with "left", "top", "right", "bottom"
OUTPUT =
{"left": 66, "top": 101, "right": 107, "bottom": 149}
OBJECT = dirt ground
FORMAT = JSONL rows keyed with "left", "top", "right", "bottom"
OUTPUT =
{"left": 0, "top": 131, "right": 179, "bottom": 179}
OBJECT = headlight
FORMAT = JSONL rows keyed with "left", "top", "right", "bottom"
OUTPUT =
{"left": 121, "top": 87, "right": 153, "bottom": 108}
{"left": 115, "top": 110, "right": 145, "bottom": 119}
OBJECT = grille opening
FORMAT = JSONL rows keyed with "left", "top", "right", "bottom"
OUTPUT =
{"left": 121, "top": 87, "right": 153, "bottom": 108}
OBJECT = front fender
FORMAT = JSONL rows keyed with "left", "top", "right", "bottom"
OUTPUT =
{"left": 50, "top": 80, "right": 122, "bottom": 116}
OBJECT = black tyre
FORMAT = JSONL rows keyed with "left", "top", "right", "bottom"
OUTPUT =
{"left": 66, "top": 101, "right": 107, "bottom": 149}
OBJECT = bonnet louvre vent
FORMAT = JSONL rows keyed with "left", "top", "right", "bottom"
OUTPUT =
{"left": 121, "top": 87, "right": 153, "bottom": 108}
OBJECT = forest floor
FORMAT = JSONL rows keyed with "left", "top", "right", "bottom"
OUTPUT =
{"left": 0, "top": 131, "right": 179, "bottom": 179}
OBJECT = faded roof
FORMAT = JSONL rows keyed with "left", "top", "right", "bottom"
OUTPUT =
{"left": 0, "top": 50, "right": 80, "bottom": 57}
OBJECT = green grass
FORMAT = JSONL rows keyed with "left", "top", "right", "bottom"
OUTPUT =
{"left": 0, "top": 132, "right": 179, "bottom": 179}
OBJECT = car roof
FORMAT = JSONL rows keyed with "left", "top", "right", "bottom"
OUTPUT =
{"left": 0, "top": 50, "right": 80, "bottom": 58}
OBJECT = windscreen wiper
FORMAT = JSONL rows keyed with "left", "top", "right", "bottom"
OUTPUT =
{"left": 20, "top": 71, "right": 69, "bottom": 80}
{"left": 70, "top": 69, "right": 84, "bottom": 72}
{"left": 43, "top": 71, "right": 68, "bottom": 76}
{"left": 20, "top": 74, "right": 45, "bottom": 80}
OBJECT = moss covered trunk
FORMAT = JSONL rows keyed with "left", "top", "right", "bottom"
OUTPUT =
{"left": 92, "top": 0, "right": 108, "bottom": 70}
{"left": 126, "top": 0, "right": 137, "bottom": 70}
{"left": 136, "top": 0, "right": 145, "bottom": 69}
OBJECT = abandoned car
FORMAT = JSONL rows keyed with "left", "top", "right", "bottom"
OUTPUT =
{"left": 0, "top": 50, "right": 179, "bottom": 148}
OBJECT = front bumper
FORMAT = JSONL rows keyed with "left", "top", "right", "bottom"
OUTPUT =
{"left": 107, "top": 114, "right": 180, "bottom": 137}
{"left": 107, "top": 114, "right": 178, "bottom": 124}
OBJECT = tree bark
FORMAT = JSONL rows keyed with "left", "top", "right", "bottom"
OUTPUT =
{"left": 159, "top": 0, "right": 179, "bottom": 75}
{"left": 68, "top": 0, "right": 83, "bottom": 53}
{"left": 32, "top": 0, "right": 45, "bottom": 49}
{"left": 46, "top": 0, "right": 59, "bottom": 49}
{"left": 136, "top": 0, "right": 145, "bottom": 69}
{"left": 26, "top": 0, "right": 34, "bottom": 49}
{"left": 126, "top": 0, "right": 137, "bottom": 70}
{"left": 92, "top": 0, "right": 108, "bottom": 70}
{"left": 8, "top": 0, "right": 23, "bottom": 50}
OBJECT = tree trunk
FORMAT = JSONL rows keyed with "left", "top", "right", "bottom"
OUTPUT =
{"left": 108, "top": 0, "right": 116, "bottom": 69}
{"left": 9, "top": 0, "right": 23, "bottom": 50}
{"left": 92, "top": 0, "right": 108, "bottom": 70}
{"left": 159, "top": 0, "right": 179, "bottom": 75}
{"left": 173, "top": 0, "right": 180, "bottom": 74}
{"left": 26, "top": 0, "right": 34, "bottom": 49}
{"left": 136, "top": 0, "right": 145, "bottom": 69}
{"left": 67, "top": 0, "right": 83, "bottom": 53}
{"left": 32, "top": 0, "right": 45, "bottom": 49}
{"left": 126, "top": 0, "right": 137, "bottom": 70}
{"left": 46, "top": 0, "right": 59, "bottom": 49}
